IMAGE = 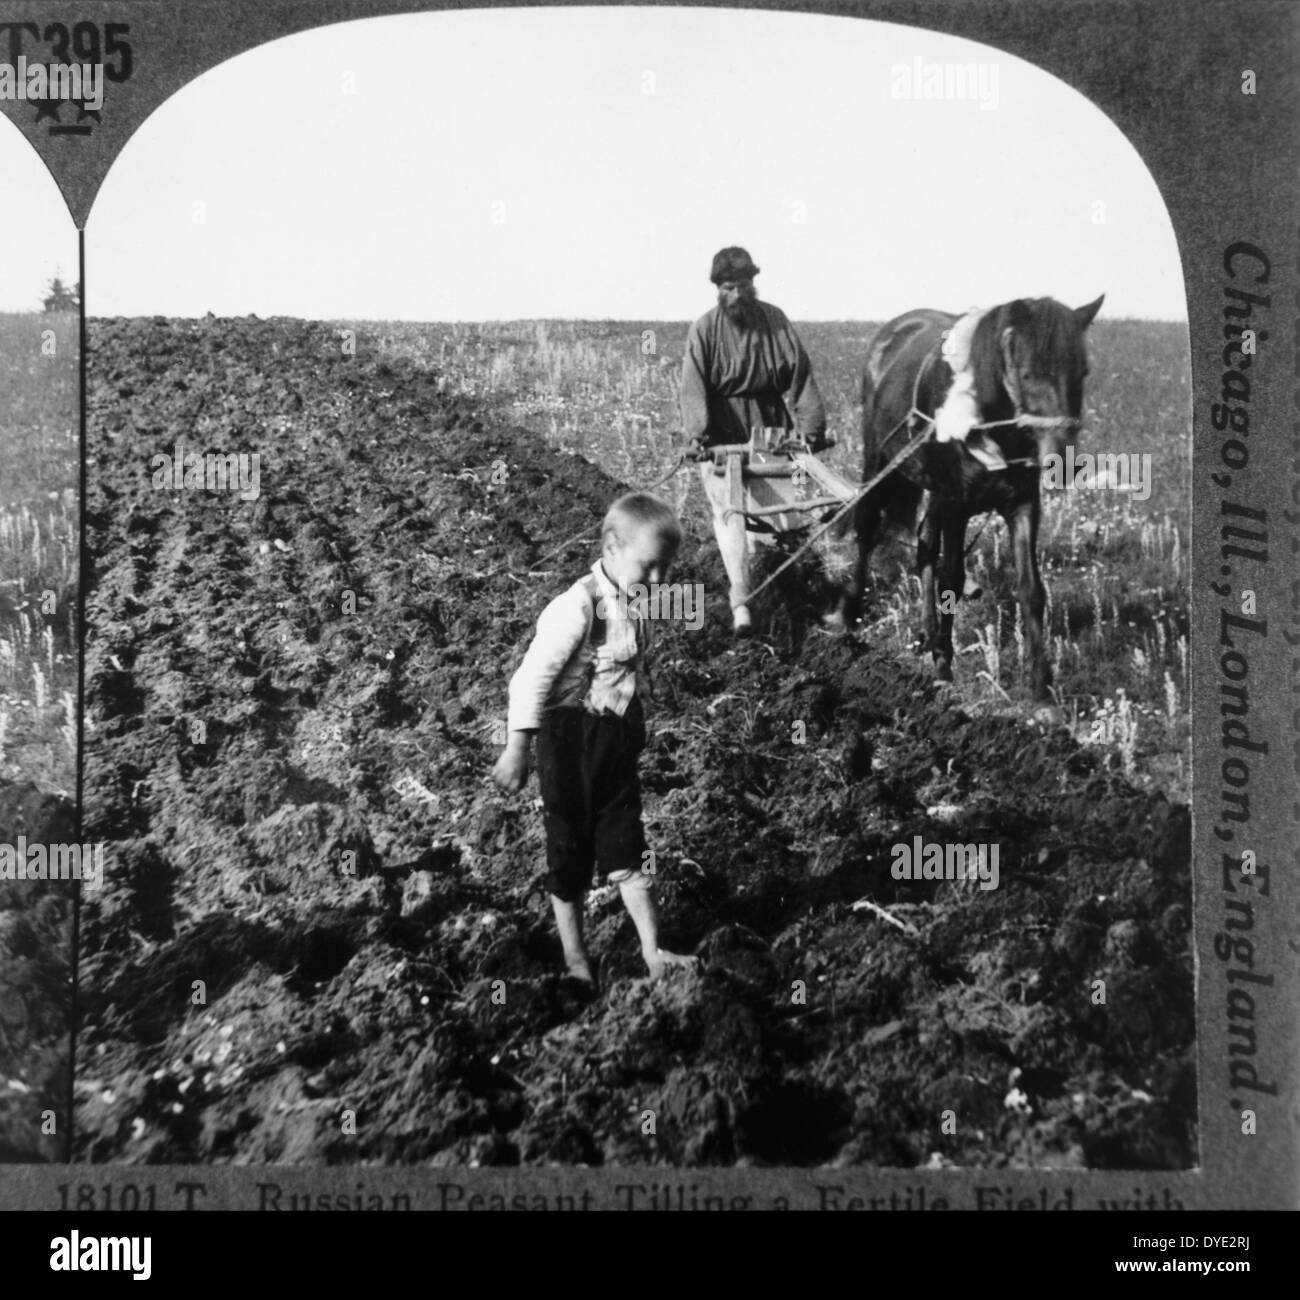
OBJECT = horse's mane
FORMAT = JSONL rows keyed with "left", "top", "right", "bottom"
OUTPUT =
{"left": 967, "top": 298, "right": 1083, "bottom": 411}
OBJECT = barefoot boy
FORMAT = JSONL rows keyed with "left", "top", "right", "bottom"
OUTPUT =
{"left": 492, "top": 492, "right": 696, "bottom": 985}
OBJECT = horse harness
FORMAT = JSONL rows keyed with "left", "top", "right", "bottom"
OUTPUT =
{"left": 874, "top": 326, "right": 1081, "bottom": 473}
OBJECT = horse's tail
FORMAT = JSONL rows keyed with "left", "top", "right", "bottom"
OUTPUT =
{"left": 860, "top": 358, "right": 880, "bottom": 464}
{"left": 860, "top": 355, "right": 876, "bottom": 434}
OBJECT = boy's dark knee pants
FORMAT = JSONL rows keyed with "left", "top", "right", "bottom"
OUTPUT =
{"left": 537, "top": 704, "right": 647, "bottom": 902}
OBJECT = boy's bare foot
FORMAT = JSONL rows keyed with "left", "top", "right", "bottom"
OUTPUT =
{"left": 552, "top": 894, "right": 594, "bottom": 989}
{"left": 645, "top": 948, "right": 697, "bottom": 979}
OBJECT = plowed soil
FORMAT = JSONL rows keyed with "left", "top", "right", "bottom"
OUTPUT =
{"left": 77, "top": 316, "right": 1194, "bottom": 1168}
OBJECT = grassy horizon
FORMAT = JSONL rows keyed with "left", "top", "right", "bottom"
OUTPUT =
{"left": 0, "top": 311, "right": 79, "bottom": 794}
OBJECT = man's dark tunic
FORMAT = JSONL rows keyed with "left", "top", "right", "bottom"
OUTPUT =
{"left": 680, "top": 301, "right": 826, "bottom": 448}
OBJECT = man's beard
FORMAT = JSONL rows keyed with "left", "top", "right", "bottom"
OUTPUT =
{"left": 720, "top": 289, "right": 762, "bottom": 328}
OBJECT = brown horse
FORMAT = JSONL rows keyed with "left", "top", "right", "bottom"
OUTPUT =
{"left": 838, "top": 295, "right": 1104, "bottom": 699}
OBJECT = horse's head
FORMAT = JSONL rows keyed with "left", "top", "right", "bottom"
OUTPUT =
{"left": 970, "top": 295, "right": 1104, "bottom": 464}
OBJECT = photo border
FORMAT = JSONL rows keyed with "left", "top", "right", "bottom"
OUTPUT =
{"left": 0, "top": 0, "right": 1295, "bottom": 1210}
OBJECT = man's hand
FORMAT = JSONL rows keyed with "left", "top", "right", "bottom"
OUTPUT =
{"left": 492, "top": 732, "right": 532, "bottom": 793}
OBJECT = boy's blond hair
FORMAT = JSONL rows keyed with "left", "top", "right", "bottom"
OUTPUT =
{"left": 602, "top": 493, "right": 683, "bottom": 552}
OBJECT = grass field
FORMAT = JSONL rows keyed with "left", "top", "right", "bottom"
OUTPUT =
{"left": 0, "top": 312, "right": 79, "bottom": 791}
{"left": 0, "top": 309, "right": 78, "bottom": 1161}
{"left": 361, "top": 315, "right": 1191, "bottom": 797}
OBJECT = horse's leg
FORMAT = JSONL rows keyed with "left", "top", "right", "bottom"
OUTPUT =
{"left": 772, "top": 531, "right": 809, "bottom": 653}
{"left": 934, "top": 512, "right": 967, "bottom": 683}
{"left": 832, "top": 493, "right": 881, "bottom": 629}
{"left": 916, "top": 505, "right": 940, "bottom": 660}
{"left": 1006, "top": 498, "right": 1050, "bottom": 699}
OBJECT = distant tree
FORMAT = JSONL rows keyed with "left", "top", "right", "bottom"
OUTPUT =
{"left": 42, "top": 277, "right": 80, "bottom": 313}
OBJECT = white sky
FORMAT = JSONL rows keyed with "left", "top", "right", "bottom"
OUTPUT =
{"left": 9, "top": 6, "right": 1185, "bottom": 320}
{"left": 0, "top": 127, "right": 77, "bottom": 311}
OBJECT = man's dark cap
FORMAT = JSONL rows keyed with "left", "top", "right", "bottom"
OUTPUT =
{"left": 710, "top": 247, "right": 760, "bottom": 284}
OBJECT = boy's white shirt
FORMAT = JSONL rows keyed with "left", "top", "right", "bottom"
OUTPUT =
{"left": 507, "top": 560, "right": 650, "bottom": 732}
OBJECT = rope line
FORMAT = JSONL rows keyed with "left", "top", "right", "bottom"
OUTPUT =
{"left": 737, "top": 425, "right": 936, "bottom": 612}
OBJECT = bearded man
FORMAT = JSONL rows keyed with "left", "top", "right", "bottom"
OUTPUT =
{"left": 680, "top": 247, "right": 827, "bottom": 634}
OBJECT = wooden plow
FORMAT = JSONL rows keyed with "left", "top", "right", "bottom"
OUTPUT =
{"left": 697, "top": 426, "right": 861, "bottom": 549}
{"left": 691, "top": 422, "right": 935, "bottom": 611}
